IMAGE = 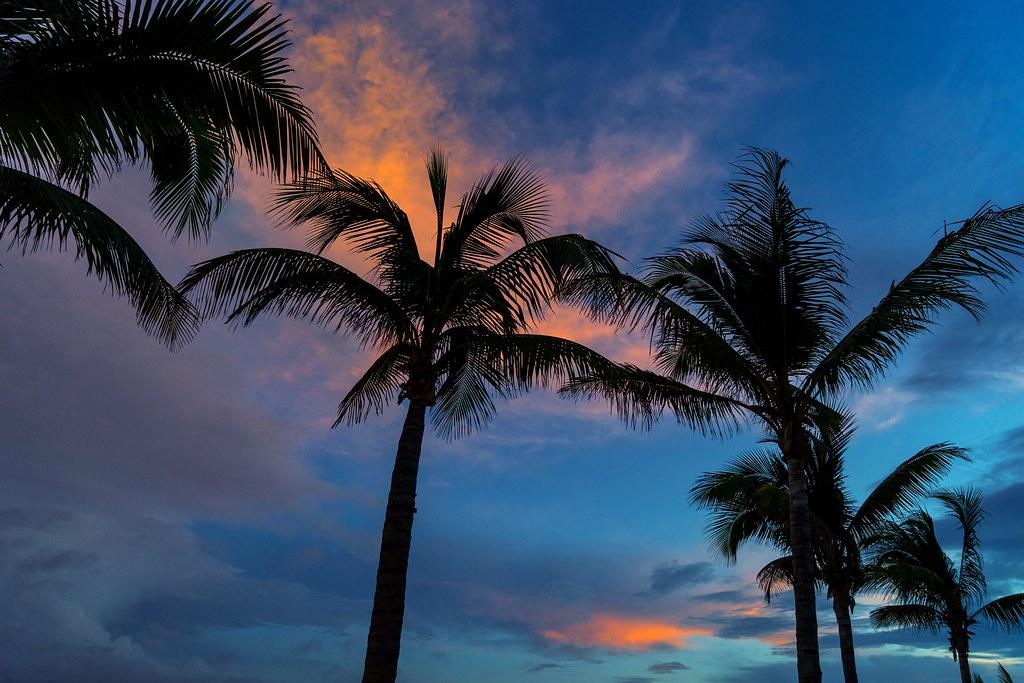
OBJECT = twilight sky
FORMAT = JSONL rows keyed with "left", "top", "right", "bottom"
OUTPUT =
{"left": 4, "top": 1, "right": 1024, "bottom": 681}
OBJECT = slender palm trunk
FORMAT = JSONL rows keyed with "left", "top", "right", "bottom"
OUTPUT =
{"left": 956, "top": 646, "right": 972, "bottom": 683}
{"left": 832, "top": 588, "right": 858, "bottom": 683}
{"left": 361, "top": 398, "right": 428, "bottom": 683}
{"left": 786, "top": 448, "right": 823, "bottom": 683}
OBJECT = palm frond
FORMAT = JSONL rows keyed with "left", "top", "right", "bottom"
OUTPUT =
{"left": 562, "top": 271, "right": 769, "bottom": 401}
{"left": 178, "top": 248, "right": 414, "bottom": 347}
{"left": 850, "top": 444, "right": 969, "bottom": 540}
{"left": 974, "top": 594, "right": 1024, "bottom": 632}
{"left": 1, "top": 0, "right": 322, "bottom": 238}
{"left": 452, "top": 235, "right": 619, "bottom": 329}
{"left": 935, "top": 488, "right": 987, "bottom": 604}
{"left": 443, "top": 158, "right": 549, "bottom": 270}
{"left": 757, "top": 555, "right": 795, "bottom": 603}
{"left": 998, "top": 663, "right": 1015, "bottom": 683}
{"left": 334, "top": 343, "right": 413, "bottom": 427}
{"left": 807, "top": 204, "right": 1024, "bottom": 395}
{"left": 426, "top": 147, "right": 447, "bottom": 266}
{"left": 560, "top": 364, "right": 750, "bottom": 434}
{"left": 274, "top": 167, "right": 419, "bottom": 263}
{"left": 869, "top": 603, "right": 944, "bottom": 634}
{"left": 0, "top": 164, "right": 197, "bottom": 348}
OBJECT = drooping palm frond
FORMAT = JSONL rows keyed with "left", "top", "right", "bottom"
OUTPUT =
{"left": 973, "top": 594, "right": 1024, "bottom": 632}
{"left": 807, "top": 204, "right": 1024, "bottom": 395}
{"left": 560, "top": 364, "right": 750, "bottom": 434}
{"left": 0, "top": 165, "right": 197, "bottom": 348}
{"left": 850, "top": 444, "right": 970, "bottom": 540}
{"left": 998, "top": 663, "right": 1016, "bottom": 683}
{"left": 274, "top": 168, "right": 419, "bottom": 264}
{"left": 334, "top": 342, "right": 413, "bottom": 427}
{"left": 442, "top": 158, "right": 549, "bottom": 270}
{"left": 870, "top": 603, "right": 944, "bottom": 634}
{"left": 560, "top": 272, "right": 769, "bottom": 402}
{"left": 757, "top": 554, "right": 796, "bottom": 603}
{"left": 1, "top": 0, "right": 322, "bottom": 239}
{"left": 178, "top": 248, "right": 415, "bottom": 347}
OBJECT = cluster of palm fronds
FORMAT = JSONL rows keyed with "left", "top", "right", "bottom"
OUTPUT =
{"left": 5, "top": 4, "right": 1024, "bottom": 683}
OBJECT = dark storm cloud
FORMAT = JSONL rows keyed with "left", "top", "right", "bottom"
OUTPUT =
{"left": 635, "top": 561, "right": 715, "bottom": 598}
{"left": 648, "top": 660, "right": 690, "bottom": 673}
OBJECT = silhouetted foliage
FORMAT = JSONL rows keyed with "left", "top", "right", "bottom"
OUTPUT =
{"left": 180, "top": 150, "right": 621, "bottom": 683}
{"left": 561, "top": 147, "right": 1024, "bottom": 683}
{"left": 0, "top": 0, "right": 322, "bottom": 347}
{"left": 868, "top": 490, "right": 1024, "bottom": 683}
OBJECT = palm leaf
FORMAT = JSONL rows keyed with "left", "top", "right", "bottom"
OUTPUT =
{"left": 807, "top": 204, "right": 1024, "bottom": 394}
{"left": 0, "top": 164, "right": 197, "bottom": 348}
{"left": 869, "top": 603, "right": 944, "bottom": 634}
{"left": 974, "top": 594, "right": 1024, "bottom": 632}
{"left": 935, "top": 488, "right": 987, "bottom": 604}
{"left": 560, "top": 364, "right": 750, "bottom": 434}
{"left": 178, "top": 248, "right": 414, "bottom": 347}
{"left": 442, "top": 158, "right": 549, "bottom": 270}
{"left": 850, "top": 444, "right": 969, "bottom": 540}
{"left": 1, "top": 0, "right": 322, "bottom": 238}
{"left": 334, "top": 342, "right": 413, "bottom": 427}
{"left": 757, "top": 555, "right": 796, "bottom": 603}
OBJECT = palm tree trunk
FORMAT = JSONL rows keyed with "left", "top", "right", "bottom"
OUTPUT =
{"left": 832, "top": 588, "right": 858, "bottom": 683}
{"left": 361, "top": 398, "right": 428, "bottom": 683}
{"left": 956, "top": 646, "right": 972, "bottom": 683}
{"left": 786, "top": 448, "right": 823, "bottom": 683}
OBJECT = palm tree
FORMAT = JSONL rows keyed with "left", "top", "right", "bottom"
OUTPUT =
{"left": 179, "top": 151, "right": 620, "bottom": 683}
{"left": 561, "top": 148, "right": 1024, "bottom": 682}
{"left": 867, "top": 489, "right": 1024, "bottom": 683}
{"left": 690, "top": 412, "right": 968, "bottom": 683}
{"left": 0, "top": 0, "right": 321, "bottom": 348}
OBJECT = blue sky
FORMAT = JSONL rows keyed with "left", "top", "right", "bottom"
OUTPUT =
{"left": 3, "top": 1, "right": 1024, "bottom": 681}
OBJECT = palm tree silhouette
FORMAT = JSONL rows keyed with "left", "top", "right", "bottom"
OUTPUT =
{"left": 868, "top": 489, "right": 1024, "bottom": 683}
{"left": 0, "top": 0, "right": 321, "bottom": 347}
{"left": 180, "top": 151, "right": 620, "bottom": 683}
{"left": 690, "top": 412, "right": 968, "bottom": 682}
{"left": 562, "top": 148, "right": 1024, "bottom": 682}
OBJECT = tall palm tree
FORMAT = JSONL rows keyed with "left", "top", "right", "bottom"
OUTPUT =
{"left": 179, "top": 151, "right": 620, "bottom": 683}
{"left": 690, "top": 412, "right": 968, "bottom": 683}
{"left": 561, "top": 148, "right": 1024, "bottom": 682}
{"left": 867, "top": 489, "right": 1024, "bottom": 683}
{"left": 0, "top": 0, "right": 321, "bottom": 347}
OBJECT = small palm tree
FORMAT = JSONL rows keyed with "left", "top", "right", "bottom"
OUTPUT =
{"left": 0, "top": 0, "right": 321, "bottom": 347}
{"left": 690, "top": 413, "right": 968, "bottom": 683}
{"left": 179, "top": 151, "right": 620, "bottom": 683}
{"left": 868, "top": 489, "right": 1024, "bottom": 683}
{"left": 562, "top": 148, "right": 1024, "bottom": 683}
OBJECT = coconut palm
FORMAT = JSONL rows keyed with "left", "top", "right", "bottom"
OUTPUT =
{"left": 867, "top": 489, "right": 1024, "bottom": 683}
{"left": 690, "top": 412, "right": 968, "bottom": 683}
{"left": 0, "top": 0, "right": 321, "bottom": 348}
{"left": 561, "top": 148, "right": 1024, "bottom": 682}
{"left": 179, "top": 151, "right": 620, "bottom": 683}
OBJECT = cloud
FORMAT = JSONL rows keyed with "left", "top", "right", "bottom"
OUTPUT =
{"left": 526, "top": 662, "right": 563, "bottom": 673}
{"left": 541, "top": 614, "right": 711, "bottom": 651}
{"left": 636, "top": 561, "right": 715, "bottom": 599}
{"left": 852, "top": 386, "right": 918, "bottom": 431}
{"left": 648, "top": 660, "right": 690, "bottom": 674}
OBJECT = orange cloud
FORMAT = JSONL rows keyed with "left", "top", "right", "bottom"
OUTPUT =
{"left": 542, "top": 614, "right": 711, "bottom": 651}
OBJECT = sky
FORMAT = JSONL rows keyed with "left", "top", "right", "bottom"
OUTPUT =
{"left": 4, "top": 1, "right": 1024, "bottom": 681}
